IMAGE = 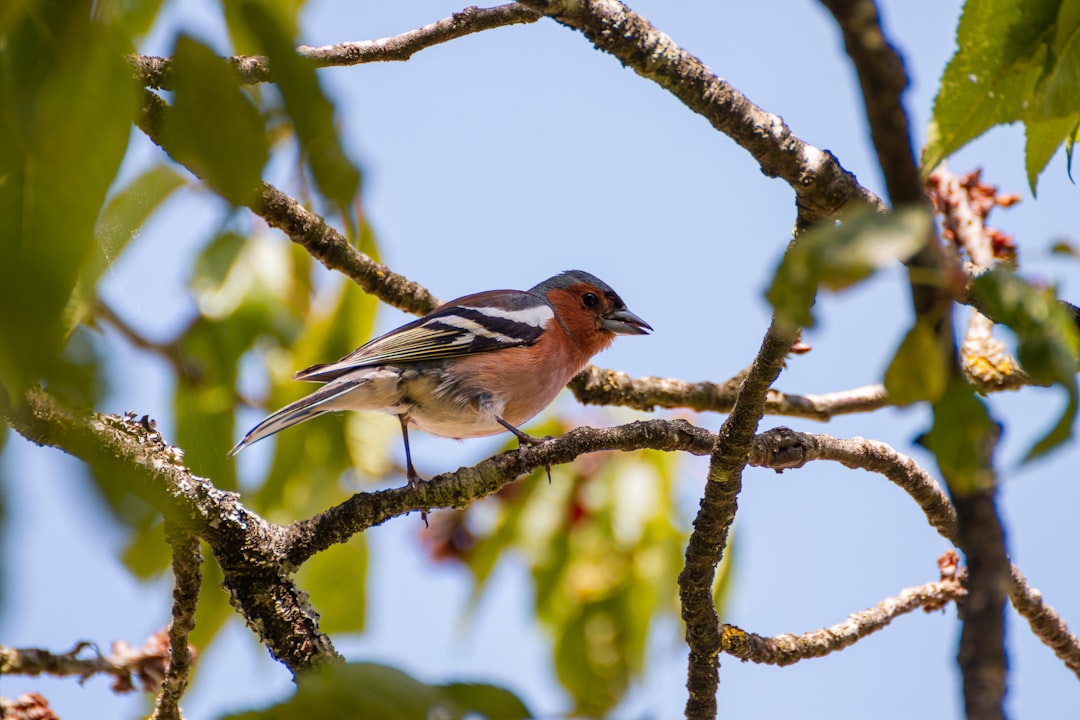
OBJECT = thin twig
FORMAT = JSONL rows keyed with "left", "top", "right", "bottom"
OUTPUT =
{"left": 131, "top": 4, "right": 542, "bottom": 89}
{"left": 721, "top": 578, "right": 966, "bottom": 665}
{"left": 150, "top": 524, "right": 202, "bottom": 720}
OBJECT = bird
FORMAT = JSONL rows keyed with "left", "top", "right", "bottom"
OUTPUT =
{"left": 229, "top": 270, "right": 652, "bottom": 485}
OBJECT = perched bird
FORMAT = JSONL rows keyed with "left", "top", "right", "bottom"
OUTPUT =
{"left": 229, "top": 270, "right": 651, "bottom": 484}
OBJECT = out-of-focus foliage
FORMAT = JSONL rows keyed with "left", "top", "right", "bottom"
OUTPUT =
{"left": 423, "top": 418, "right": 696, "bottom": 717}
{"left": 220, "top": 662, "right": 531, "bottom": 720}
{"left": 925, "top": 0, "right": 1080, "bottom": 191}
{"left": 766, "top": 206, "right": 932, "bottom": 328}
{"left": 0, "top": 0, "right": 136, "bottom": 398}
{"left": 972, "top": 270, "right": 1079, "bottom": 459}
{"left": 235, "top": 0, "right": 362, "bottom": 233}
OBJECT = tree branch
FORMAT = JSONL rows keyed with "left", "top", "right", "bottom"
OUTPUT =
{"left": 820, "top": 1, "right": 1007, "bottom": 715}
{"left": 678, "top": 316, "right": 799, "bottom": 719}
{"left": 131, "top": 4, "right": 543, "bottom": 89}
{"left": 721, "top": 577, "right": 966, "bottom": 665}
{"left": 570, "top": 365, "right": 891, "bottom": 420}
{"left": 750, "top": 426, "right": 1080, "bottom": 682}
{"left": 150, "top": 524, "right": 201, "bottom": 720}
{"left": 0, "top": 390, "right": 337, "bottom": 673}
{"left": 136, "top": 89, "right": 440, "bottom": 317}
{"left": 493, "top": 0, "right": 884, "bottom": 222}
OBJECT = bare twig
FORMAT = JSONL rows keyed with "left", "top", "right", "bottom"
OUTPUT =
{"left": 131, "top": 4, "right": 542, "bottom": 89}
{"left": 678, "top": 316, "right": 799, "bottom": 719}
{"left": 93, "top": 300, "right": 201, "bottom": 381}
{"left": 150, "top": 524, "right": 202, "bottom": 720}
{"left": 1008, "top": 566, "right": 1080, "bottom": 678}
{"left": 751, "top": 427, "right": 1080, "bottom": 681}
{"left": 721, "top": 577, "right": 966, "bottom": 665}
{"left": 570, "top": 365, "right": 891, "bottom": 420}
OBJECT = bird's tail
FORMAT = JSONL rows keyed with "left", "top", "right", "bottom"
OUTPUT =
{"left": 228, "top": 380, "right": 360, "bottom": 456}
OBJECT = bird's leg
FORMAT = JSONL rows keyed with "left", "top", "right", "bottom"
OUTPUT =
{"left": 496, "top": 416, "right": 553, "bottom": 484}
{"left": 398, "top": 415, "right": 428, "bottom": 526}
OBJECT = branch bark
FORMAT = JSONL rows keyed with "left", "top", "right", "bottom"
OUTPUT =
{"left": 721, "top": 577, "right": 966, "bottom": 665}
{"left": 131, "top": 4, "right": 542, "bottom": 89}
{"left": 515, "top": 0, "right": 882, "bottom": 223}
{"left": 678, "top": 316, "right": 799, "bottom": 719}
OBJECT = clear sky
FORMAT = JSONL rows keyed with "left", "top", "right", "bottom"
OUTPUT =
{"left": 3, "top": 1, "right": 1080, "bottom": 718}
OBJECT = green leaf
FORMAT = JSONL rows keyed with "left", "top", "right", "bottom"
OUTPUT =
{"left": 296, "top": 536, "right": 367, "bottom": 635}
{"left": 65, "top": 163, "right": 187, "bottom": 333}
{"left": 972, "top": 269, "right": 1079, "bottom": 459}
{"left": 439, "top": 683, "right": 531, "bottom": 720}
{"left": 919, "top": 381, "right": 998, "bottom": 495}
{"left": 220, "top": 662, "right": 531, "bottom": 720}
{"left": 162, "top": 35, "right": 269, "bottom": 205}
{"left": 884, "top": 318, "right": 950, "bottom": 405}
{"left": 0, "top": 3, "right": 135, "bottom": 396}
{"left": 766, "top": 206, "right": 931, "bottom": 327}
{"left": 1042, "top": 0, "right": 1080, "bottom": 118}
{"left": 1024, "top": 113, "right": 1079, "bottom": 193}
{"left": 239, "top": 0, "right": 361, "bottom": 227}
{"left": 924, "top": 0, "right": 1058, "bottom": 173}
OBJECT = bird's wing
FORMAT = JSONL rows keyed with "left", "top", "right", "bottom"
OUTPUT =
{"left": 294, "top": 290, "right": 555, "bottom": 381}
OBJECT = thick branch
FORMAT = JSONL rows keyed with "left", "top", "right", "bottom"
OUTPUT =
{"left": 678, "top": 317, "right": 799, "bottom": 719}
{"left": 131, "top": 4, "right": 542, "bottom": 89}
{"left": 515, "top": 0, "right": 882, "bottom": 222}
{"left": 721, "top": 578, "right": 966, "bottom": 665}
{"left": 1, "top": 389, "right": 336, "bottom": 673}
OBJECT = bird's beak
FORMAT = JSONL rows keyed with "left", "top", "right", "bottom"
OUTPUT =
{"left": 601, "top": 308, "right": 652, "bottom": 335}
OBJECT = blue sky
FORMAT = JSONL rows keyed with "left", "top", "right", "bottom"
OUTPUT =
{"left": 3, "top": 1, "right": 1080, "bottom": 718}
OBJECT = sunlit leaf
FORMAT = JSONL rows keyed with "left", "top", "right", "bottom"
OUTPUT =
{"left": 924, "top": 0, "right": 1057, "bottom": 173}
{"left": 163, "top": 35, "right": 269, "bottom": 205}
{"left": 219, "top": 662, "right": 531, "bottom": 720}
{"left": 972, "top": 269, "right": 1079, "bottom": 459}
{"left": 239, "top": 0, "right": 361, "bottom": 228}
{"left": 884, "top": 318, "right": 950, "bottom": 405}
{"left": 766, "top": 206, "right": 931, "bottom": 327}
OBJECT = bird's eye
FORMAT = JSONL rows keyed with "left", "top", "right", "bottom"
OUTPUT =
{"left": 582, "top": 292, "right": 600, "bottom": 309}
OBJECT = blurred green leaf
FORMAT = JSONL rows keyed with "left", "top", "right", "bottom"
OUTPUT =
{"left": 239, "top": 0, "right": 361, "bottom": 228}
{"left": 220, "top": 662, "right": 531, "bottom": 720}
{"left": 223, "top": 0, "right": 303, "bottom": 56}
{"left": 253, "top": 278, "right": 380, "bottom": 517}
{"left": 972, "top": 269, "right": 1079, "bottom": 459}
{"left": 296, "top": 536, "right": 366, "bottom": 635}
{"left": 919, "top": 381, "right": 998, "bottom": 495}
{"left": 65, "top": 163, "right": 187, "bottom": 333}
{"left": 766, "top": 206, "right": 931, "bottom": 328}
{"left": 0, "top": 1, "right": 135, "bottom": 396}
{"left": 438, "top": 683, "right": 531, "bottom": 720}
{"left": 95, "top": 0, "right": 167, "bottom": 37}
{"left": 163, "top": 34, "right": 269, "bottom": 205}
{"left": 884, "top": 318, "right": 950, "bottom": 405}
{"left": 456, "top": 434, "right": 690, "bottom": 716}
